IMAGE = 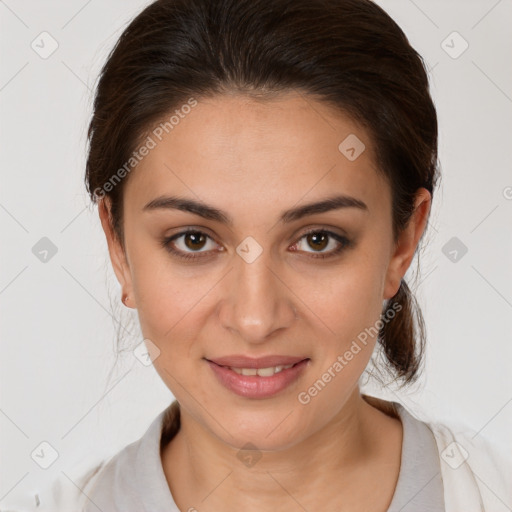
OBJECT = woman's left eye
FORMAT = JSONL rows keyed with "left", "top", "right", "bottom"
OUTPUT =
{"left": 291, "top": 230, "right": 352, "bottom": 259}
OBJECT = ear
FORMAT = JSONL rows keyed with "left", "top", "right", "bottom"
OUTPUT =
{"left": 383, "top": 188, "right": 432, "bottom": 300}
{"left": 98, "top": 197, "right": 134, "bottom": 306}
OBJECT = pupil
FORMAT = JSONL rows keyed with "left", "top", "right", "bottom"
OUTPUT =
{"left": 185, "top": 232, "right": 206, "bottom": 250}
{"left": 308, "top": 232, "right": 327, "bottom": 251}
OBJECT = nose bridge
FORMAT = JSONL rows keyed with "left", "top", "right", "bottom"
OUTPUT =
{"left": 219, "top": 249, "right": 296, "bottom": 342}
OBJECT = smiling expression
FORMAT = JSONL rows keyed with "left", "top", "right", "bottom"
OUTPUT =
{"left": 102, "top": 90, "right": 416, "bottom": 450}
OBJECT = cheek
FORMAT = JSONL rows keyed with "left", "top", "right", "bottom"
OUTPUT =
{"left": 128, "top": 250, "right": 196, "bottom": 343}
{"left": 296, "top": 264, "right": 385, "bottom": 411}
{"left": 129, "top": 250, "right": 222, "bottom": 373}
{"left": 306, "top": 258, "right": 386, "bottom": 345}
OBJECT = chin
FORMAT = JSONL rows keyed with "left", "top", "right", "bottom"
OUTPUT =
{"left": 210, "top": 413, "right": 308, "bottom": 452}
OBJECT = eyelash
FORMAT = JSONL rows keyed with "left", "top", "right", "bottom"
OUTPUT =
{"left": 161, "top": 228, "right": 353, "bottom": 262}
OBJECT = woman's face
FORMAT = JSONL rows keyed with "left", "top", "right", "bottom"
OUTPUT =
{"left": 102, "top": 91, "right": 428, "bottom": 450}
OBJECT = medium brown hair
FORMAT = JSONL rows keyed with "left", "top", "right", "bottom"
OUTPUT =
{"left": 85, "top": 0, "right": 440, "bottom": 386}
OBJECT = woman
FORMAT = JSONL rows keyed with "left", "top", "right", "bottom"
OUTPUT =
{"left": 14, "top": 0, "right": 511, "bottom": 510}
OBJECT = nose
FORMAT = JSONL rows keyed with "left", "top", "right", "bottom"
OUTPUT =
{"left": 217, "top": 252, "right": 297, "bottom": 344}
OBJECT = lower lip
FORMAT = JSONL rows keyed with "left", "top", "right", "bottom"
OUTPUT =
{"left": 206, "top": 359, "right": 310, "bottom": 399}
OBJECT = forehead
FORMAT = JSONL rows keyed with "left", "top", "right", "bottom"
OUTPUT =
{"left": 124, "top": 92, "right": 390, "bottom": 218}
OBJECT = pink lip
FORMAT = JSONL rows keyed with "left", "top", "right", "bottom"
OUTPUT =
{"left": 206, "top": 354, "right": 308, "bottom": 368}
{"left": 206, "top": 357, "right": 310, "bottom": 399}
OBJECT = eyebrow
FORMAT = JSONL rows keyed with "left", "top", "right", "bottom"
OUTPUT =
{"left": 142, "top": 194, "right": 368, "bottom": 225}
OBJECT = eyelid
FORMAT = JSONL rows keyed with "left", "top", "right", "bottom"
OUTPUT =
{"left": 295, "top": 225, "right": 349, "bottom": 240}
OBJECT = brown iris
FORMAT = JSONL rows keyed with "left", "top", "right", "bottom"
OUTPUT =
{"left": 184, "top": 232, "right": 207, "bottom": 250}
{"left": 306, "top": 232, "right": 329, "bottom": 251}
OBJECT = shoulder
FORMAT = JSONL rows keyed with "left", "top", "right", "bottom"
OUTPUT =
{"left": 0, "top": 457, "right": 107, "bottom": 512}
{"left": 368, "top": 395, "right": 512, "bottom": 512}
{"left": 1, "top": 407, "right": 172, "bottom": 512}
{"left": 426, "top": 417, "right": 512, "bottom": 512}
{"left": 83, "top": 404, "right": 178, "bottom": 511}
{"left": 81, "top": 437, "right": 146, "bottom": 512}
{"left": 29, "top": 444, "right": 141, "bottom": 512}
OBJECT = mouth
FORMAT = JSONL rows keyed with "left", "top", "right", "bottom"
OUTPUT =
{"left": 206, "top": 358, "right": 308, "bottom": 376}
{"left": 205, "top": 356, "right": 311, "bottom": 399}
{"left": 205, "top": 354, "right": 308, "bottom": 368}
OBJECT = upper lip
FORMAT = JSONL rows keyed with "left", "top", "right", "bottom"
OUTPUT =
{"left": 206, "top": 355, "right": 309, "bottom": 369}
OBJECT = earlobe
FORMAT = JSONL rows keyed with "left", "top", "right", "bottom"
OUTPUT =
{"left": 383, "top": 188, "right": 432, "bottom": 300}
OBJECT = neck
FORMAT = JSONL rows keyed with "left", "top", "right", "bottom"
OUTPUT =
{"left": 161, "top": 389, "right": 402, "bottom": 511}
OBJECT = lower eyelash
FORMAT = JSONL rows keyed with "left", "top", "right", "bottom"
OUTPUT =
{"left": 163, "top": 246, "right": 204, "bottom": 261}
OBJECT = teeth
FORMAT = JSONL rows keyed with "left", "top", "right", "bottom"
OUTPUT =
{"left": 254, "top": 367, "right": 274, "bottom": 377}
{"left": 230, "top": 364, "right": 295, "bottom": 376}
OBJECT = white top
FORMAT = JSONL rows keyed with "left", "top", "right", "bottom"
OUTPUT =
{"left": 81, "top": 398, "right": 446, "bottom": 512}
{"left": 82, "top": 399, "right": 445, "bottom": 511}
{"left": 3, "top": 397, "right": 511, "bottom": 511}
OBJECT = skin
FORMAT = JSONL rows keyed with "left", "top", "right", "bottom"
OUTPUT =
{"left": 99, "top": 91, "right": 431, "bottom": 511}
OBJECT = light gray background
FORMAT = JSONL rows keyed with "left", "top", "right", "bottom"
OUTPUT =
{"left": 1, "top": 0, "right": 511, "bottom": 507}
